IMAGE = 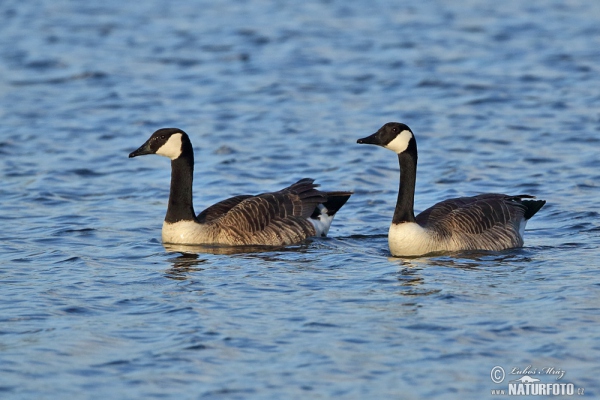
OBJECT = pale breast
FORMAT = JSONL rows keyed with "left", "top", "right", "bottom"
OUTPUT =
{"left": 162, "top": 220, "right": 213, "bottom": 244}
{"left": 388, "top": 222, "right": 440, "bottom": 256}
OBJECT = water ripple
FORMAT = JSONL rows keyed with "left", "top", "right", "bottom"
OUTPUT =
{"left": 1, "top": 0, "right": 600, "bottom": 398}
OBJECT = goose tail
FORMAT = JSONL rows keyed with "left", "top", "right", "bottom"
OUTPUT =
{"left": 521, "top": 198, "right": 546, "bottom": 220}
{"left": 309, "top": 191, "right": 353, "bottom": 237}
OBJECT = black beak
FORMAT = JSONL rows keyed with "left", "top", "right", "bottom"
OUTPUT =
{"left": 357, "top": 132, "right": 381, "bottom": 146}
{"left": 129, "top": 140, "right": 153, "bottom": 158}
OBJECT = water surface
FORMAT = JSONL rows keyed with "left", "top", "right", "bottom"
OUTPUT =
{"left": 1, "top": 0, "right": 599, "bottom": 398}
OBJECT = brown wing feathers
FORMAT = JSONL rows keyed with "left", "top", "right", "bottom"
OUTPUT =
{"left": 415, "top": 194, "right": 540, "bottom": 250}
{"left": 196, "top": 195, "right": 253, "bottom": 223}
{"left": 198, "top": 178, "right": 347, "bottom": 246}
{"left": 283, "top": 178, "right": 328, "bottom": 218}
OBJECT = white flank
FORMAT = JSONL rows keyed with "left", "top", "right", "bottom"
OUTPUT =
{"left": 388, "top": 222, "right": 436, "bottom": 256}
{"left": 385, "top": 130, "right": 413, "bottom": 154}
{"left": 518, "top": 217, "right": 527, "bottom": 239}
{"left": 309, "top": 205, "right": 335, "bottom": 237}
{"left": 156, "top": 133, "right": 183, "bottom": 160}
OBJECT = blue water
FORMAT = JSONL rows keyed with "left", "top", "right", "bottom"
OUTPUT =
{"left": 1, "top": 0, "right": 600, "bottom": 398}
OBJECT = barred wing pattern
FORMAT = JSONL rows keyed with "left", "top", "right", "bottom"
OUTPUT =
{"left": 206, "top": 178, "right": 327, "bottom": 246}
{"left": 196, "top": 195, "right": 253, "bottom": 223}
{"left": 415, "top": 194, "right": 531, "bottom": 250}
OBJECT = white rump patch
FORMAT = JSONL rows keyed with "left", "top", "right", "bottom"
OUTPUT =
{"left": 385, "top": 130, "right": 413, "bottom": 154}
{"left": 156, "top": 133, "right": 183, "bottom": 160}
{"left": 309, "top": 205, "right": 335, "bottom": 237}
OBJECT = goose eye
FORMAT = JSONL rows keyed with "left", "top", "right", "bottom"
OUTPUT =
{"left": 392, "top": 127, "right": 398, "bottom": 134}
{"left": 160, "top": 135, "right": 166, "bottom": 140}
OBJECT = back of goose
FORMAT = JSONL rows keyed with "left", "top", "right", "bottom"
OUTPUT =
{"left": 414, "top": 193, "right": 546, "bottom": 252}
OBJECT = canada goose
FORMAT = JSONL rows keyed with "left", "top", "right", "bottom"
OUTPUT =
{"left": 357, "top": 122, "right": 546, "bottom": 256}
{"left": 129, "top": 128, "right": 352, "bottom": 246}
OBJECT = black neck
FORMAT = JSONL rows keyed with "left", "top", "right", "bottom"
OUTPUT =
{"left": 392, "top": 147, "right": 417, "bottom": 224}
{"left": 165, "top": 151, "right": 197, "bottom": 223}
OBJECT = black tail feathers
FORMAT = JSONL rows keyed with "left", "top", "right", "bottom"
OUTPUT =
{"left": 310, "top": 191, "right": 353, "bottom": 218}
{"left": 522, "top": 199, "right": 546, "bottom": 220}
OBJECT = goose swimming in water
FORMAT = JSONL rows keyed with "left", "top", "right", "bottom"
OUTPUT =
{"left": 129, "top": 128, "right": 352, "bottom": 247}
{"left": 357, "top": 122, "right": 546, "bottom": 257}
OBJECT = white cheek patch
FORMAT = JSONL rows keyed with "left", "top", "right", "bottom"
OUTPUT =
{"left": 156, "top": 133, "right": 183, "bottom": 160}
{"left": 385, "top": 130, "right": 413, "bottom": 154}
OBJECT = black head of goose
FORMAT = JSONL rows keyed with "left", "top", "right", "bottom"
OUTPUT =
{"left": 358, "top": 122, "right": 546, "bottom": 257}
{"left": 130, "top": 128, "right": 352, "bottom": 247}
